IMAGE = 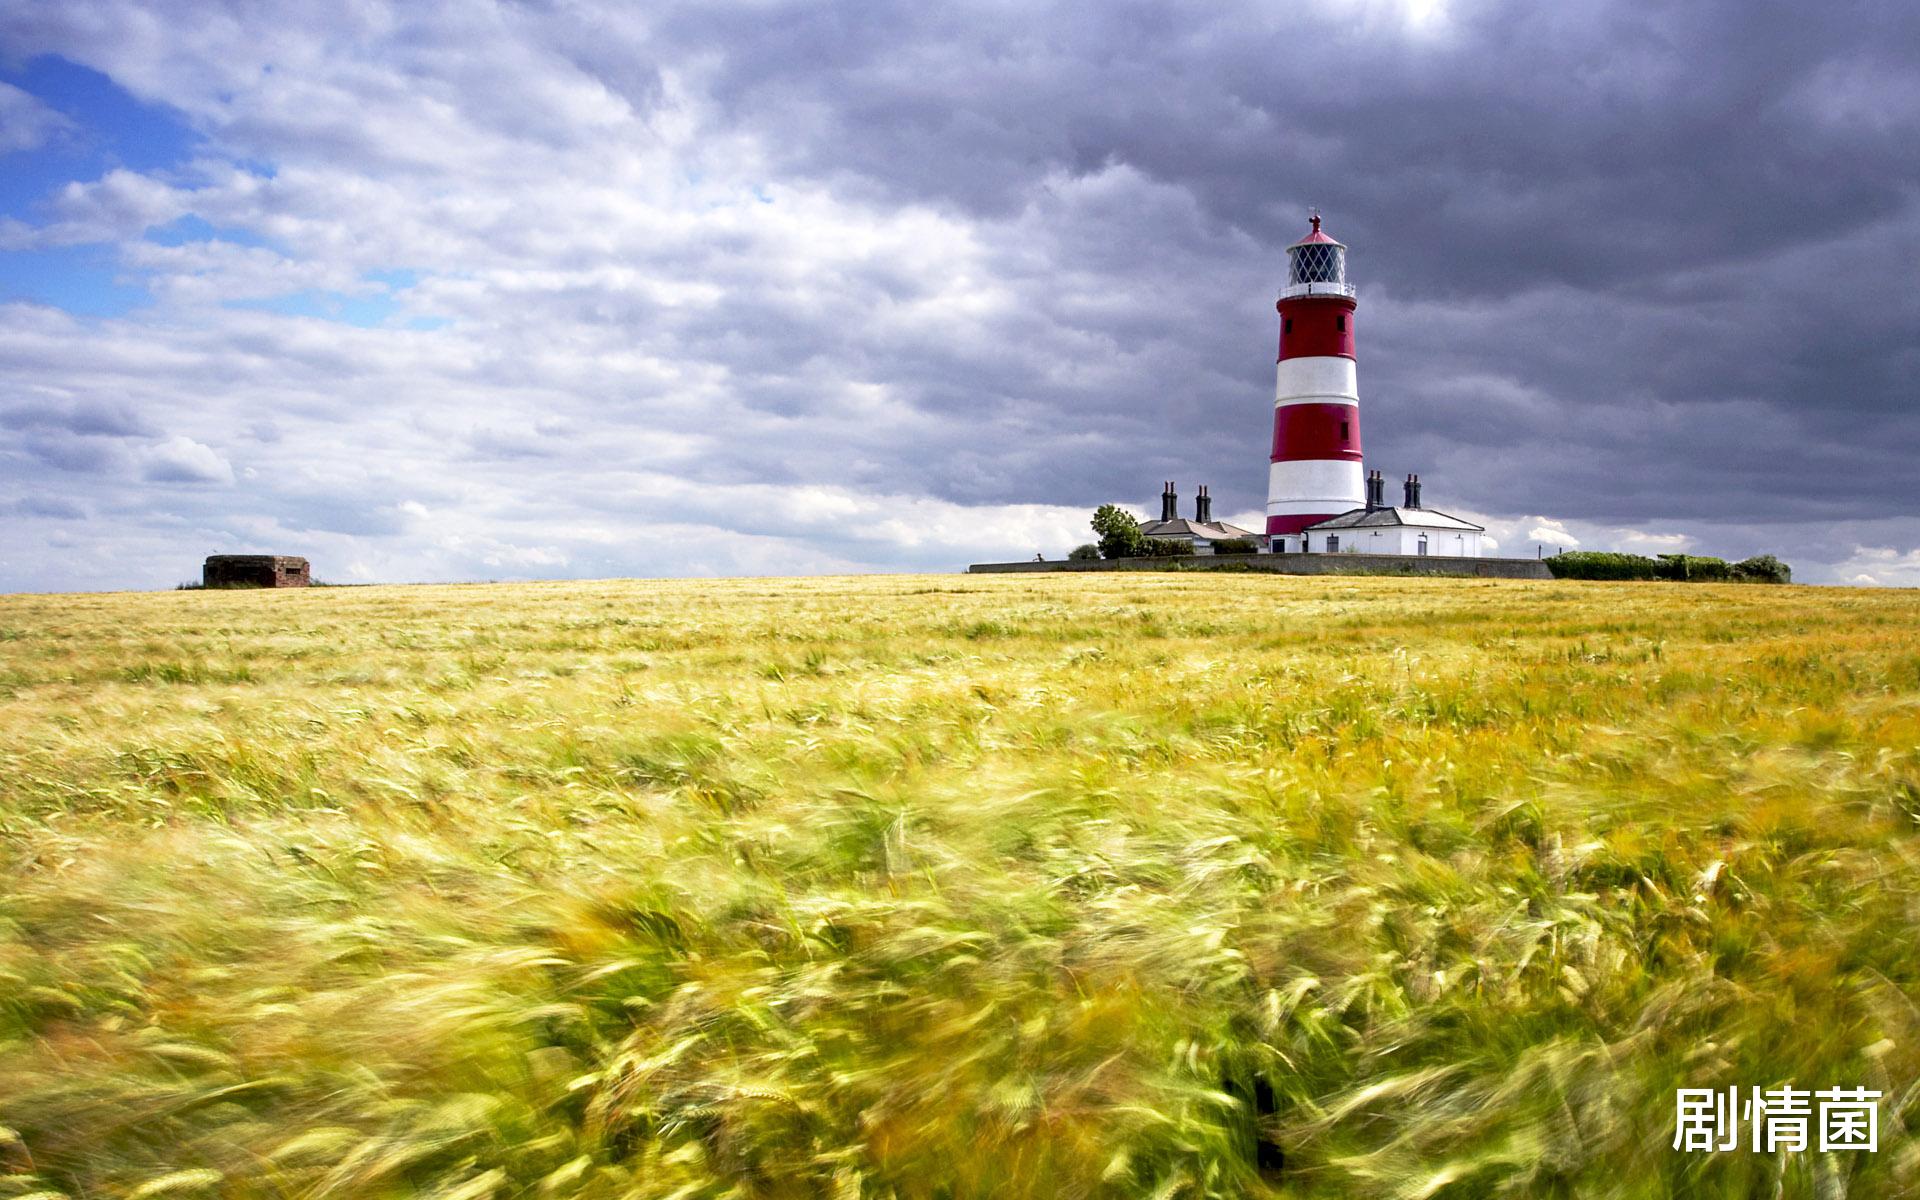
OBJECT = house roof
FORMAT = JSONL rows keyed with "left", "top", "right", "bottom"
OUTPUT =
{"left": 1303, "top": 507, "right": 1484, "bottom": 533}
{"left": 1139, "top": 518, "right": 1259, "bottom": 540}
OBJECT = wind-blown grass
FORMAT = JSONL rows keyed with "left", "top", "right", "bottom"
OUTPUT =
{"left": 1, "top": 574, "right": 1917, "bottom": 1198}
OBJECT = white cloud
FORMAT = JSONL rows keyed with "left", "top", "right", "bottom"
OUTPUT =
{"left": 1455, "top": 509, "right": 1709, "bottom": 561}
{"left": 0, "top": 81, "right": 71, "bottom": 154}
{"left": 1829, "top": 546, "right": 1920, "bottom": 589}
{"left": 1525, "top": 518, "right": 1579, "bottom": 547}
{"left": 139, "top": 436, "right": 234, "bottom": 485}
{"left": 1609, "top": 528, "right": 1696, "bottom": 555}
{"left": 0, "top": 169, "right": 191, "bottom": 249}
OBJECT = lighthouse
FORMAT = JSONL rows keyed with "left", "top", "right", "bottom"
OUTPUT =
{"left": 1266, "top": 214, "right": 1364, "bottom": 551}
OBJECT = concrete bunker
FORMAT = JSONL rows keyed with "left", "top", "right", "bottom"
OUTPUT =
{"left": 203, "top": 555, "right": 311, "bottom": 588}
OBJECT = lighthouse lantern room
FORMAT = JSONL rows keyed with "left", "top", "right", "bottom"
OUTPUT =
{"left": 1267, "top": 213, "right": 1365, "bottom": 551}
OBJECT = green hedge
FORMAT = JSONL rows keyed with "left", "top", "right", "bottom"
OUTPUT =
{"left": 1548, "top": 550, "right": 1791, "bottom": 583}
{"left": 1210, "top": 537, "right": 1259, "bottom": 554}
{"left": 1141, "top": 537, "right": 1195, "bottom": 557}
{"left": 1655, "top": 554, "right": 1734, "bottom": 581}
{"left": 1545, "top": 552, "right": 1658, "bottom": 580}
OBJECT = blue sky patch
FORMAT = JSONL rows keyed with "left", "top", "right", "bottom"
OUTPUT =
{"left": 220, "top": 272, "right": 443, "bottom": 329}
{"left": 224, "top": 289, "right": 401, "bottom": 327}
{"left": 1, "top": 55, "right": 201, "bottom": 221}
{"left": 147, "top": 214, "right": 280, "bottom": 252}
{"left": 0, "top": 244, "right": 149, "bottom": 315}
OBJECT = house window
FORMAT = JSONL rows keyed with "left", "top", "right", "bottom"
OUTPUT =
{"left": 1417, "top": 535, "right": 1429, "bottom": 556}
{"left": 1327, "top": 535, "right": 1340, "bottom": 553}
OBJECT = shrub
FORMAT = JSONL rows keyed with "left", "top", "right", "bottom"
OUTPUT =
{"left": 1067, "top": 544, "right": 1100, "bottom": 562}
{"left": 1733, "top": 554, "right": 1793, "bottom": 584}
{"left": 1545, "top": 551, "right": 1659, "bottom": 580}
{"left": 1090, "top": 505, "right": 1145, "bottom": 559}
{"left": 1551, "top": 550, "right": 1791, "bottom": 583}
{"left": 1142, "top": 537, "right": 1194, "bottom": 556}
{"left": 1655, "top": 555, "right": 1734, "bottom": 581}
{"left": 1210, "top": 537, "right": 1258, "bottom": 554}
{"left": 1654, "top": 554, "right": 1727, "bottom": 581}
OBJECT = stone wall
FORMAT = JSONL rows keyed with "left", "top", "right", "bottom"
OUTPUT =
{"left": 968, "top": 553, "right": 1553, "bottom": 580}
{"left": 203, "top": 555, "right": 311, "bottom": 588}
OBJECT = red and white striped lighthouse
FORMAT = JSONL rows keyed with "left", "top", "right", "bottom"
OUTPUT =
{"left": 1266, "top": 214, "right": 1363, "bottom": 549}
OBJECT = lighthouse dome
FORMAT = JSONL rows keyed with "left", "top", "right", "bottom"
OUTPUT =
{"left": 1283, "top": 214, "right": 1351, "bottom": 298}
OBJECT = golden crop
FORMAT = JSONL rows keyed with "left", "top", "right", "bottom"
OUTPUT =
{"left": 1, "top": 573, "right": 1917, "bottom": 1198}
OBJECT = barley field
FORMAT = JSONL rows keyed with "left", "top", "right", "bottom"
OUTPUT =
{"left": 2, "top": 574, "right": 1918, "bottom": 1199}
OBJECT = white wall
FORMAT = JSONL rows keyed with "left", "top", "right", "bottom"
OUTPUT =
{"left": 1298, "top": 526, "right": 1483, "bottom": 557}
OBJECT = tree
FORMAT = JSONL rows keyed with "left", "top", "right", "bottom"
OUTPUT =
{"left": 1067, "top": 544, "right": 1100, "bottom": 561}
{"left": 1733, "top": 554, "right": 1792, "bottom": 584}
{"left": 1090, "top": 505, "right": 1145, "bottom": 559}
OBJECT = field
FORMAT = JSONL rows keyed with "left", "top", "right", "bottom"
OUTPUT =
{"left": 2, "top": 573, "right": 1919, "bottom": 1199}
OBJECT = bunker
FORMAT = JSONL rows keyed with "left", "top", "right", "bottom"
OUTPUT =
{"left": 203, "top": 555, "right": 311, "bottom": 588}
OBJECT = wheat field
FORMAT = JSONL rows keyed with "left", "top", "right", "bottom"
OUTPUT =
{"left": 2, "top": 573, "right": 1918, "bottom": 1199}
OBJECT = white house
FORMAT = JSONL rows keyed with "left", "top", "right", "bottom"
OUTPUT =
{"left": 1276, "top": 472, "right": 1486, "bottom": 557}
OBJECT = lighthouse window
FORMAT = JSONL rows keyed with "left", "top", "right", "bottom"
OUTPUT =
{"left": 1341, "top": 420, "right": 1350, "bottom": 441}
{"left": 1336, "top": 315, "right": 1346, "bottom": 332}
{"left": 1283, "top": 318, "right": 1292, "bottom": 334}
{"left": 1290, "top": 243, "right": 1344, "bottom": 285}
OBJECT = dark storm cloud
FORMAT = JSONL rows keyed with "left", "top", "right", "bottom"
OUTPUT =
{"left": 671, "top": 1, "right": 1920, "bottom": 284}
{"left": 644, "top": 0, "right": 1920, "bottom": 535}
{"left": 633, "top": 1, "right": 1920, "bottom": 522}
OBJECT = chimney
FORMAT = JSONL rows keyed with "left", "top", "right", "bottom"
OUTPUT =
{"left": 1195, "top": 485, "right": 1212, "bottom": 524}
{"left": 1364, "top": 470, "right": 1383, "bottom": 510}
{"left": 1404, "top": 474, "right": 1422, "bottom": 509}
{"left": 1161, "top": 480, "right": 1177, "bottom": 522}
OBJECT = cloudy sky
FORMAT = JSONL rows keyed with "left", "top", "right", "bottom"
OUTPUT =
{"left": 2, "top": 0, "right": 1916, "bottom": 591}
